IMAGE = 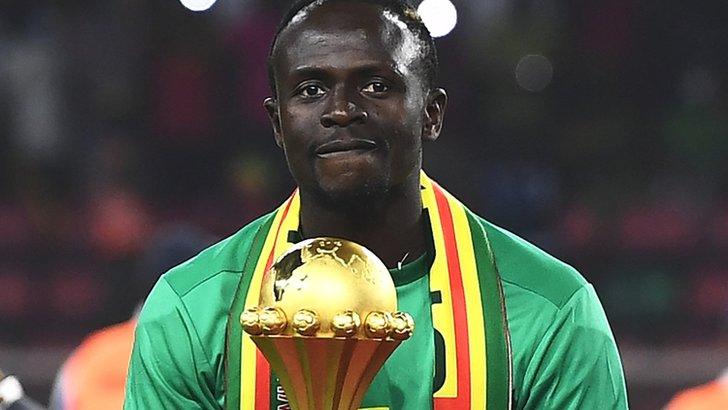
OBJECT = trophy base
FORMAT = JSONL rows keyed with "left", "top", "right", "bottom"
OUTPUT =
{"left": 252, "top": 336, "right": 401, "bottom": 410}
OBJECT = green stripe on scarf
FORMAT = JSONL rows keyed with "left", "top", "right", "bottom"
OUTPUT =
{"left": 466, "top": 209, "right": 512, "bottom": 409}
{"left": 225, "top": 213, "right": 276, "bottom": 410}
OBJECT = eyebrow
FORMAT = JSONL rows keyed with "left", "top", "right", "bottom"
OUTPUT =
{"left": 288, "top": 65, "right": 329, "bottom": 80}
{"left": 288, "top": 62, "right": 405, "bottom": 83}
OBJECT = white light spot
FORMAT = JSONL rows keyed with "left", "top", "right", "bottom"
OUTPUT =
{"left": 383, "top": 9, "right": 423, "bottom": 75}
{"left": 515, "top": 54, "right": 553, "bottom": 92}
{"left": 290, "top": 0, "right": 325, "bottom": 25}
{"left": 179, "top": 0, "right": 217, "bottom": 12}
{"left": 417, "top": 0, "right": 458, "bottom": 38}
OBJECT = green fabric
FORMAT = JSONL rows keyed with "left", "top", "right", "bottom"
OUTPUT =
{"left": 224, "top": 216, "right": 274, "bottom": 409}
{"left": 359, "top": 253, "right": 434, "bottom": 409}
{"left": 468, "top": 211, "right": 512, "bottom": 407}
{"left": 124, "top": 213, "right": 627, "bottom": 409}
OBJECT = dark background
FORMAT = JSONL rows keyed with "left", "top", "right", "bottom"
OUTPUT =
{"left": 0, "top": 0, "right": 727, "bottom": 408}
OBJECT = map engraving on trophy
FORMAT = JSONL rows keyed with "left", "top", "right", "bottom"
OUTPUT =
{"left": 300, "top": 239, "right": 377, "bottom": 285}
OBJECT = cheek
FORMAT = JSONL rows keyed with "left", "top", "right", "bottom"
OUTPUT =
{"left": 376, "top": 96, "right": 423, "bottom": 135}
{"left": 385, "top": 108, "right": 424, "bottom": 168}
{"left": 402, "top": 88, "right": 426, "bottom": 134}
{"left": 281, "top": 105, "right": 303, "bottom": 129}
{"left": 394, "top": 106, "right": 424, "bottom": 143}
{"left": 280, "top": 107, "right": 315, "bottom": 148}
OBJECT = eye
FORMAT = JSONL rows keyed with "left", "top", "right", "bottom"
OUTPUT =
{"left": 362, "top": 81, "right": 390, "bottom": 94}
{"left": 299, "top": 84, "right": 326, "bottom": 98}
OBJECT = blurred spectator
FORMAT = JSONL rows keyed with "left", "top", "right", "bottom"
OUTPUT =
{"left": 87, "top": 188, "right": 153, "bottom": 260}
{"left": 1, "top": 9, "right": 64, "bottom": 164}
{"left": 47, "top": 224, "right": 214, "bottom": 410}
{"left": 666, "top": 369, "right": 728, "bottom": 410}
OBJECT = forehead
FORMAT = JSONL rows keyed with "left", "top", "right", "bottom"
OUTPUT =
{"left": 273, "top": 2, "right": 421, "bottom": 79}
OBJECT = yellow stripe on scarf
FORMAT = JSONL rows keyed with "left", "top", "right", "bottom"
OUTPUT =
{"left": 421, "top": 175, "right": 458, "bottom": 399}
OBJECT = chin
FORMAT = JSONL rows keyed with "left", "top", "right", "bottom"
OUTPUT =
{"left": 313, "top": 171, "right": 391, "bottom": 210}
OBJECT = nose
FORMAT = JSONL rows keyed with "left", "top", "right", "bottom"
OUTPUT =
{"left": 320, "top": 101, "right": 368, "bottom": 128}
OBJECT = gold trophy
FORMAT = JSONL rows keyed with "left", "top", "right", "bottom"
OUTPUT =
{"left": 240, "top": 238, "right": 414, "bottom": 410}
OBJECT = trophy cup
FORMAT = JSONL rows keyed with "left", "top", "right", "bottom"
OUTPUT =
{"left": 240, "top": 238, "right": 414, "bottom": 410}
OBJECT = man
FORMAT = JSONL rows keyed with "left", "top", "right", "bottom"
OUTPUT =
{"left": 125, "top": 0, "right": 628, "bottom": 409}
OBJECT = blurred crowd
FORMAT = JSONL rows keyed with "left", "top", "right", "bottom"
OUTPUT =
{"left": 0, "top": 0, "right": 727, "bottom": 407}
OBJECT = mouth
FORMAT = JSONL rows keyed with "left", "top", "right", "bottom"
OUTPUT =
{"left": 314, "top": 139, "right": 378, "bottom": 158}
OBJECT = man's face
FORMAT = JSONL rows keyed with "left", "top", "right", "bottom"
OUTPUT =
{"left": 266, "top": 2, "right": 444, "bottom": 206}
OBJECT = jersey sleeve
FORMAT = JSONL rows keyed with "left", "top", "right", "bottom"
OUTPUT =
{"left": 124, "top": 278, "right": 221, "bottom": 409}
{"left": 518, "top": 284, "right": 628, "bottom": 410}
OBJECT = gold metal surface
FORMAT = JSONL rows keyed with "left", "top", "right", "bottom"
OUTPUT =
{"left": 292, "top": 309, "right": 320, "bottom": 336}
{"left": 240, "top": 307, "right": 263, "bottom": 335}
{"left": 242, "top": 237, "right": 415, "bottom": 410}
{"left": 331, "top": 310, "right": 361, "bottom": 337}
{"left": 259, "top": 306, "right": 287, "bottom": 335}
{"left": 258, "top": 237, "right": 397, "bottom": 338}
{"left": 363, "top": 311, "right": 390, "bottom": 339}
{"left": 388, "top": 311, "right": 415, "bottom": 340}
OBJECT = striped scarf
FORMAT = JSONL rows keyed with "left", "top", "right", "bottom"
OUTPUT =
{"left": 226, "top": 172, "right": 512, "bottom": 409}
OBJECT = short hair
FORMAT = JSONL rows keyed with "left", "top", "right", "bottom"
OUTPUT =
{"left": 267, "top": 0, "right": 439, "bottom": 97}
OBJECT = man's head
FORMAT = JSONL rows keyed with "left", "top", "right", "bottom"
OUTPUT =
{"left": 265, "top": 0, "right": 447, "bottom": 209}
{"left": 268, "top": 0, "right": 439, "bottom": 96}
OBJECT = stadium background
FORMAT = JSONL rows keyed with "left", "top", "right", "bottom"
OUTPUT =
{"left": 1, "top": 0, "right": 727, "bottom": 408}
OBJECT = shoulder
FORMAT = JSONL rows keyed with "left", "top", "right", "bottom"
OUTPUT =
{"left": 471, "top": 216, "right": 626, "bottom": 406}
{"left": 475, "top": 216, "right": 586, "bottom": 309}
{"left": 162, "top": 212, "right": 274, "bottom": 297}
{"left": 133, "top": 212, "right": 275, "bottom": 379}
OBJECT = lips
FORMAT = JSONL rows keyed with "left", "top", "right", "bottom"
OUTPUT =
{"left": 314, "top": 139, "right": 378, "bottom": 158}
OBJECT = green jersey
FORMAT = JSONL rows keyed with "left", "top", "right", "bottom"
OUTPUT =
{"left": 124, "top": 211, "right": 626, "bottom": 409}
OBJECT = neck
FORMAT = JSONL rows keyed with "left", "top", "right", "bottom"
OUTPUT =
{"left": 298, "top": 177, "right": 427, "bottom": 268}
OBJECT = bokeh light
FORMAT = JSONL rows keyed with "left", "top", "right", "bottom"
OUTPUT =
{"left": 515, "top": 54, "right": 554, "bottom": 92}
{"left": 179, "top": 0, "right": 217, "bottom": 12}
{"left": 417, "top": 0, "right": 458, "bottom": 38}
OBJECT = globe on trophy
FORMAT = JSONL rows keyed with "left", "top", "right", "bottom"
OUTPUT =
{"left": 240, "top": 238, "right": 415, "bottom": 410}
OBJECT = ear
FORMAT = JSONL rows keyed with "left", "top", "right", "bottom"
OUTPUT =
{"left": 264, "top": 97, "right": 283, "bottom": 148}
{"left": 422, "top": 88, "right": 448, "bottom": 142}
